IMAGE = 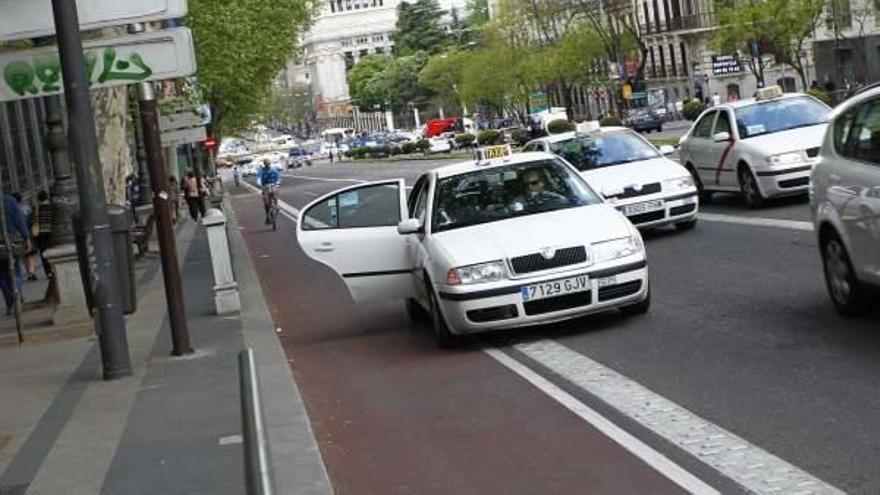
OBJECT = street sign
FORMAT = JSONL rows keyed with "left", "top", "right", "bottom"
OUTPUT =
{"left": 711, "top": 54, "right": 743, "bottom": 76}
{"left": 160, "top": 110, "right": 207, "bottom": 132}
{"left": 0, "top": 28, "right": 197, "bottom": 102}
{"left": 528, "top": 91, "right": 549, "bottom": 113}
{"left": 161, "top": 126, "right": 206, "bottom": 147}
{"left": 0, "top": 0, "right": 188, "bottom": 42}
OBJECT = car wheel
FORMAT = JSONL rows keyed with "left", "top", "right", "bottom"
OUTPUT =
{"left": 675, "top": 218, "right": 697, "bottom": 231}
{"left": 821, "top": 231, "right": 870, "bottom": 316}
{"left": 621, "top": 284, "right": 651, "bottom": 316}
{"left": 405, "top": 297, "right": 427, "bottom": 323}
{"left": 427, "top": 285, "right": 459, "bottom": 348}
{"left": 686, "top": 164, "right": 712, "bottom": 203}
{"left": 738, "top": 165, "right": 765, "bottom": 208}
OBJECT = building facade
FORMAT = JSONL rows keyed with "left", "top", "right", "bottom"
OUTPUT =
{"left": 278, "top": 0, "right": 400, "bottom": 118}
{"left": 637, "top": 0, "right": 880, "bottom": 108}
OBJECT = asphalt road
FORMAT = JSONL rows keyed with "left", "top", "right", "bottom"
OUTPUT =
{"left": 229, "top": 155, "right": 880, "bottom": 494}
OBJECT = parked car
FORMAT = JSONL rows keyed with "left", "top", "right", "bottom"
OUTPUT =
{"left": 679, "top": 87, "right": 832, "bottom": 207}
{"left": 296, "top": 148, "right": 650, "bottom": 347}
{"left": 287, "top": 148, "right": 312, "bottom": 168}
{"left": 811, "top": 84, "right": 880, "bottom": 316}
{"left": 524, "top": 125, "right": 698, "bottom": 231}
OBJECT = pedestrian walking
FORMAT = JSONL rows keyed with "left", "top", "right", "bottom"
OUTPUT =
{"left": 329, "top": 149, "right": 334, "bottom": 164}
{"left": 0, "top": 193, "right": 30, "bottom": 315}
{"left": 12, "top": 193, "right": 37, "bottom": 281}
{"left": 183, "top": 171, "right": 202, "bottom": 221}
{"left": 32, "top": 191, "right": 55, "bottom": 302}
{"left": 125, "top": 174, "right": 139, "bottom": 224}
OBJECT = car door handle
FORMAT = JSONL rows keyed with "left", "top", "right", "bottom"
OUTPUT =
{"left": 314, "top": 247, "right": 334, "bottom": 253}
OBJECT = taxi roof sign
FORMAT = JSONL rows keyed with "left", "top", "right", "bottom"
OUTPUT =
{"left": 575, "top": 121, "right": 601, "bottom": 134}
{"left": 755, "top": 86, "right": 783, "bottom": 101}
{"left": 475, "top": 144, "right": 512, "bottom": 163}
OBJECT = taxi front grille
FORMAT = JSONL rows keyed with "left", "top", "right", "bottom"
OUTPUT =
{"left": 626, "top": 210, "right": 666, "bottom": 225}
{"left": 605, "top": 182, "right": 661, "bottom": 200}
{"left": 524, "top": 291, "right": 593, "bottom": 316}
{"left": 598, "top": 280, "right": 643, "bottom": 302}
{"left": 510, "top": 246, "right": 587, "bottom": 275}
{"left": 805, "top": 147, "right": 821, "bottom": 158}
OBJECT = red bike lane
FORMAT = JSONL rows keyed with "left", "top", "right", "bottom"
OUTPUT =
{"left": 232, "top": 189, "right": 687, "bottom": 495}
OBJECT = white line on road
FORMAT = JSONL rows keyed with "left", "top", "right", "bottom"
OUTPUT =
{"left": 241, "top": 181, "right": 300, "bottom": 221}
{"left": 699, "top": 213, "right": 814, "bottom": 232}
{"left": 484, "top": 347, "right": 720, "bottom": 495}
{"left": 282, "top": 174, "right": 367, "bottom": 184}
{"left": 510, "top": 340, "right": 844, "bottom": 494}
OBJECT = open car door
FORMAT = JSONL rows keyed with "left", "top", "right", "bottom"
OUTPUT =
{"left": 297, "top": 179, "right": 415, "bottom": 303}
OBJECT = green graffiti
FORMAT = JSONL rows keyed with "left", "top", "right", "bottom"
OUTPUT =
{"left": 97, "top": 48, "right": 153, "bottom": 84}
{"left": 4, "top": 61, "right": 39, "bottom": 96}
{"left": 33, "top": 56, "right": 61, "bottom": 93}
{"left": 3, "top": 47, "right": 153, "bottom": 97}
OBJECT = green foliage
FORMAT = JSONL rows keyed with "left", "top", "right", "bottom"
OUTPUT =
{"left": 599, "top": 116, "right": 622, "bottom": 127}
{"left": 348, "top": 54, "right": 431, "bottom": 112}
{"left": 402, "top": 141, "right": 417, "bottom": 154}
{"left": 455, "top": 133, "right": 476, "bottom": 145}
{"left": 186, "top": 0, "right": 316, "bottom": 136}
{"left": 477, "top": 129, "right": 501, "bottom": 145}
{"left": 415, "top": 139, "right": 432, "bottom": 153}
{"left": 394, "top": 0, "right": 450, "bottom": 56}
{"left": 348, "top": 55, "right": 393, "bottom": 110}
{"left": 467, "top": 0, "right": 490, "bottom": 27}
{"left": 683, "top": 100, "right": 706, "bottom": 121}
{"left": 419, "top": 49, "right": 466, "bottom": 107}
{"left": 511, "top": 128, "right": 532, "bottom": 147}
{"left": 547, "top": 119, "right": 575, "bottom": 134}
{"left": 390, "top": 145, "right": 402, "bottom": 156}
{"left": 807, "top": 88, "right": 832, "bottom": 105}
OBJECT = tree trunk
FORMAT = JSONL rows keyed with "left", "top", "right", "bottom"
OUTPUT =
{"left": 91, "top": 86, "right": 132, "bottom": 206}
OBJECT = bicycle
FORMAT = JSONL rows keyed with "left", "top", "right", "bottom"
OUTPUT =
{"left": 264, "top": 184, "right": 279, "bottom": 231}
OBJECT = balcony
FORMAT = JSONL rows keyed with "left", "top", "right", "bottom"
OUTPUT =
{"left": 639, "top": 12, "right": 716, "bottom": 36}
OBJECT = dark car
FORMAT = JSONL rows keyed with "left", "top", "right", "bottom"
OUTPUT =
{"left": 287, "top": 148, "right": 312, "bottom": 168}
{"left": 625, "top": 109, "right": 663, "bottom": 133}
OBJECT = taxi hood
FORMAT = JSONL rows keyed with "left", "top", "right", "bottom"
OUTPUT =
{"left": 579, "top": 157, "right": 688, "bottom": 197}
{"left": 740, "top": 123, "right": 828, "bottom": 154}
{"left": 430, "top": 204, "right": 632, "bottom": 268}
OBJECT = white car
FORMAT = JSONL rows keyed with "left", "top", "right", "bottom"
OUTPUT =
{"left": 811, "top": 84, "right": 880, "bottom": 316}
{"left": 679, "top": 88, "right": 832, "bottom": 207}
{"left": 524, "top": 127, "right": 699, "bottom": 231}
{"left": 428, "top": 136, "right": 453, "bottom": 153}
{"left": 296, "top": 150, "right": 651, "bottom": 346}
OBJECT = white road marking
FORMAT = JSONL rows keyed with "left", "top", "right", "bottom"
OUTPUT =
{"left": 484, "top": 348, "right": 719, "bottom": 495}
{"left": 218, "top": 434, "right": 243, "bottom": 446}
{"left": 510, "top": 340, "right": 844, "bottom": 495}
{"left": 283, "top": 174, "right": 368, "bottom": 184}
{"left": 241, "top": 181, "right": 300, "bottom": 221}
{"left": 699, "top": 213, "right": 814, "bottom": 232}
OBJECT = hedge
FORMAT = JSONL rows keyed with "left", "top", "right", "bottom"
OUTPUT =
{"left": 477, "top": 129, "right": 501, "bottom": 145}
{"left": 682, "top": 100, "right": 706, "bottom": 121}
{"left": 547, "top": 119, "right": 575, "bottom": 134}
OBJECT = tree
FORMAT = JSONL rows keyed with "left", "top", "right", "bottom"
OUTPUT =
{"left": 467, "top": 0, "right": 491, "bottom": 27}
{"left": 347, "top": 55, "right": 394, "bottom": 109}
{"left": 186, "top": 0, "right": 317, "bottom": 137}
{"left": 712, "top": 0, "right": 825, "bottom": 90}
{"left": 348, "top": 54, "right": 432, "bottom": 112}
{"left": 393, "top": 0, "right": 450, "bottom": 56}
{"left": 419, "top": 49, "right": 468, "bottom": 110}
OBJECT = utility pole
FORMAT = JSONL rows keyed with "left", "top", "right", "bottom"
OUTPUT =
{"left": 51, "top": 0, "right": 132, "bottom": 379}
{"left": 138, "top": 82, "right": 193, "bottom": 356}
{"left": 45, "top": 95, "right": 78, "bottom": 246}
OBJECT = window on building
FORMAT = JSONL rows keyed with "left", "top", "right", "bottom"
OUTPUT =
{"left": 329, "top": 0, "right": 335, "bottom": 12}
{"left": 652, "top": 0, "right": 661, "bottom": 31}
{"left": 826, "top": 0, "right": 852, "bottom": 29}
{"left": 649, "top": 46, "right": 657, "bottom": 78}
{"left": 669, "top": 43, "right": 677, "bottom": 76}
{"left": 375, "top": 47, "right": 384, "bottom": 54}
{"left": 360, "top": 49, "right": 369, "bottom": 58}
{"left": 663, "top": 0, "right": 672, "bottom": 30}
{"left": 344, "top": 52, "right": 354, "bottom": 70}
{"left": 658, "top": 44, "right": 667, "bottom": 77}
{"left": 680, "top": 42, "right": 688, "bottom": 75}
{"left": 643, "top": 2, "right": 651, "bottom": 33}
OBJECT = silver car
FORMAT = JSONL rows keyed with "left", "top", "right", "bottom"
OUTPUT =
{"left": 811, "top": 85, "right": 880, "bottom": 316}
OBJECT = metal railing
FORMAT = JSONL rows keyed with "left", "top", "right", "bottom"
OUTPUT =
{"left": 239, "top": 349, "right": 275, "bottom": 495}
{"left": 640, "top": 12, "right": 716, "bottom": 35}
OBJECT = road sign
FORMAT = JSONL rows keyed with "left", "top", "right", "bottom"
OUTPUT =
{"left": 160, "top": 110, "right": 207, "bottom": 132}
{"left": 528, "top": 91, "right": 549, "bottom": 113}
{"left": 0, "top": 0, "right": 188, "bottom": 42}
{"left": 0, "top": 28, "right": 197, "bottom": 102}
{"left": 161, "top": 126, "right": 206, "bottom": 147}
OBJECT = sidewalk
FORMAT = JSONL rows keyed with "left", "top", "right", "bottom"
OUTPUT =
{"left": 0, "top": 211, "right": 331, "bottom": 494}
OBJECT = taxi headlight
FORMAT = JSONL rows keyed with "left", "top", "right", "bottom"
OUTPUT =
{"left": 592, "top": 236, "right": 642, "bottom": 263}
{"left": 663, "top": 176, "right": 694, "bottom": 192}
{"left": 766, "top": 151, "right": 804, "bottom": 166}
{"left": 449, "top": 261, "right": 506, "bottom": 285}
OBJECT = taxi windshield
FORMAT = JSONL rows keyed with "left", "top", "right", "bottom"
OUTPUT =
{"left": 549, "top": 132, "right": 660, "bottom": 171}
{"left": 432, "top": 159, "right": 600, "bottom": 233}
{"left": 734, "top": 96, "right": 830, "bottom": 138}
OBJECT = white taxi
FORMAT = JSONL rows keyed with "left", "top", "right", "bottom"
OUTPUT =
{"left": 811, "top": 84, "right": 880, "bottom": 316}
{"left": 296, "top": 147, "right": 651, "bottom": 346}
{"left": 679, "top": 87, "right": 832, "bottom": 207}
{"left": 523, "top": 125, "right": 699, "bottom": 231}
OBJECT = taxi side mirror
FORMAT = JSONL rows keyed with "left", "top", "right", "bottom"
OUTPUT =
{"left": 713, "top": 132, "right": 731, "bottom": 143}
{"left": 659, "top": 145, "right": 675, "bottom": 155}
{"left": 398, "top": 218, "right": 424, "bottom": 235}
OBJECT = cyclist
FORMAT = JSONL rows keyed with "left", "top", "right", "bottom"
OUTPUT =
{"left": 232, "top": 164, "right": 241, "bottom": 187}
{"left": 256, "top": 159, "right": 281, "bottom": 224}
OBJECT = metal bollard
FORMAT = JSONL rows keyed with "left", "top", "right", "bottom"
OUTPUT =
{"left": 239, "top": 349, "right": 275, "bottom": 495}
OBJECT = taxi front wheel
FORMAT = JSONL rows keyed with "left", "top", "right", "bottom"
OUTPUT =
{"left": 738, "top": 165, "right": 765, "bottom": 208}
{"left": 428, "top": 286, "right": 460, "bottom": 348}
{"left": 821, "top": 233, "right": 870, "bottom": 317}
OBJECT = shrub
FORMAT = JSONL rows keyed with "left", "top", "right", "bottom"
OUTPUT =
{"left": 415, "top": 139, "right": 431, "bottom": 153}
{"left": 477, "top": 129, "right": 501, "bottom": 145}
{"left": 682, "top": 99, "right": 706, "bottom": 121}
{"left": 511, "top": 128, "right": 532, "bottom": 147}
{"left": 402, "top": 141, "right": 416, "bottom": 154}
{"left": 547, "top": 119, "right": 574, "bottom": 134}
{"left": 343, "top": 150, "right": 354, "bottom": 158}
{"left": 455, "top": 133, "right": 476, "bottom": 147}
{"left": 599, "top": 116, "right": 623, "bottom": 127}
{"left": 807, "top": 88, "right": 832, "bottom": 106}
{"left": 390, "top": 145, "right": 402, "bottom": 156}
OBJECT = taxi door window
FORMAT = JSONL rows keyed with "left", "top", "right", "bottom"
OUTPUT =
{"left": 713, "top": 111, "right": 732, "bottom": 136}
{"left": 302, "top": 183, "right": 401, "bottom": 230}
{"left": 693, "top": 111, "right": 716, "bottom": 139}
{"left": 843, "top": 99, "right": 880, "bottom": 165}
{"left": 411, "top": 179, "right": 430, "bottom": 223}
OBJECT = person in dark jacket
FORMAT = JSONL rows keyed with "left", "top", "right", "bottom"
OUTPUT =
{"left": 0, "top": 193, "right": 30, "bottom": 315}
